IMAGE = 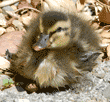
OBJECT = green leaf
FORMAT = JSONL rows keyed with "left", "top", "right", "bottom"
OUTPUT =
{"left": 3, "top": 79, "right": 8, "bottom": 85}
{"left": 4, "top": 83, "right": 9, "bottom": 87}
{"left": 9, "top": 79, "right": 14, "bottom": 85}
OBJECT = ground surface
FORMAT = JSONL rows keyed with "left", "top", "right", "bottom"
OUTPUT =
{"left": 0, "top": 60, "right": 110, "bottom": 102}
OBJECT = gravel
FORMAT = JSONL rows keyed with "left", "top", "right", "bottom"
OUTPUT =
{"left": 0, "top": 60, "right": 110, "bottom": 102}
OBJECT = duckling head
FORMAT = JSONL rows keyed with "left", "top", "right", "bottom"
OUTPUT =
{"left": 33, "top": 11, "right": 72, "bottom": 51}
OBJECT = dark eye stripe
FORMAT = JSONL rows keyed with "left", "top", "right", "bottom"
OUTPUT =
{"left": 50, "top": 27, "right": 68, "bottom": 37}
{"left": 50, "top": 30, "right": 57, "bottom": 35}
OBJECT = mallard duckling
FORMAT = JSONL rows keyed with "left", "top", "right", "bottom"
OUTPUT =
{"left": 9, "top": 11, "right": 101, "bottom": 92}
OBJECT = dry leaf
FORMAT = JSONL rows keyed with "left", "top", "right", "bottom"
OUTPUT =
{"left": 31, "top": 0, "right": 40, "bottom": 8}
{"left": 103, "top": 25, "right": 110, "bottom": 30}
{"left": 99, "top": 30, "right": 110, "bottom": 45}
{"left": 41, "top": 0, "right": 77, "bottom": 13}
{"left": 20, "top": 11, "right": 39, "bottom": 26}
{"left": 99, "top": 6, "right": 110, "bottom": 24}
{"left": 99, "top": 0, "right": 110, "bottom": 5}
{"left": 85, "top": 0, "right": 96, "bottom": 3}
{"left": 79, "top": 0, "right": 86, "bottom": 5}
{"left": 76, "top": 0, "right": 85, "bottom": 11}
{"left": 6, "top": 17, "right": 16, "bottom": 27}
{"left": 102, "top": 39, "right": 110, "bottom": 44}
{"left": 99, "top": 30, "right": 110, "bottom": 38}
{"left": 77, "top": 0, "right": 96, "bottom": 12}
{"left": 95, "top": 29, "right": 103, "bottom": 34}
{"left": 91, "top": 22, "right": 100, "bottom": 29}
{"left": 11, "top": 5, "right": 17, "bottom": 11}
{"left": 17, "top": 0, "right": 31, "bottom": 9}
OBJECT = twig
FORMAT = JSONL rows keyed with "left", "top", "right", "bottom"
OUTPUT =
{"left": 15, "top": 7, "right": 41, "bottom": 13}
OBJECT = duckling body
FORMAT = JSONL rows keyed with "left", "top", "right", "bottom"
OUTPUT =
{"left": 10, "top": 11, "right": 101, "bottom": 90}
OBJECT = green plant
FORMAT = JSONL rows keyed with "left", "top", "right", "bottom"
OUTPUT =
{"left": 3, "top": 78, "right": 14, "bottom": 87}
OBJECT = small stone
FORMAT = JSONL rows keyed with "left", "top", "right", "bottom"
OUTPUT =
{"left": 12, "top": 20, "right": 23, "bottom": 31}
{"left": 103, "top": 85, "right": 110, "bottom": 99}
{"left": 2, "top": 6, "right": 14, "bottom": 11}
{"left": 27, "top": 0, "right": 31, "bottom": 3}
{"left": 0, "top": 13, "right": 6, "bottom": 27}
{"left": 95, "top": 73, "right": 105, "bottom": 79}
{"left": 0, "top": 56, "right": 10, "bottom": 70}
{"left": 6, "top": 27, "right": 15, "bottom": 32}
{"left": 18, "top": 99, "right": 30, "bottom": 102}
{"left": 0, "top": 31, "right": 25, "bottom": 56}
{"left": 104, "top": 73, "right": 110, "bottom": 82}
{"left": 0, "top": 27, "right": 6, "bottom": 35}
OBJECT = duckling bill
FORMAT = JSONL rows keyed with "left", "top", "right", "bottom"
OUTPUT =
{"left": 9, "top": 11, "right": 101, "bottom": 92}
{"left": 33, "top": 34, "right": 49, "bottom": 51}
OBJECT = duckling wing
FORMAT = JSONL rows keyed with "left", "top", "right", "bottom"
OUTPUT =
{"left": 78, "top": 51, "right": 101, "bottom": 72}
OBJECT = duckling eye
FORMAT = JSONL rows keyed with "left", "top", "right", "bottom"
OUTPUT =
{"left": 56, "top": 27, "right": 62, "bottom": 32}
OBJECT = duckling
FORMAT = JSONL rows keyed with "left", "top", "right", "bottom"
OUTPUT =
{"left": 9, "top": 11, "right": 101, "bottom": 92}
